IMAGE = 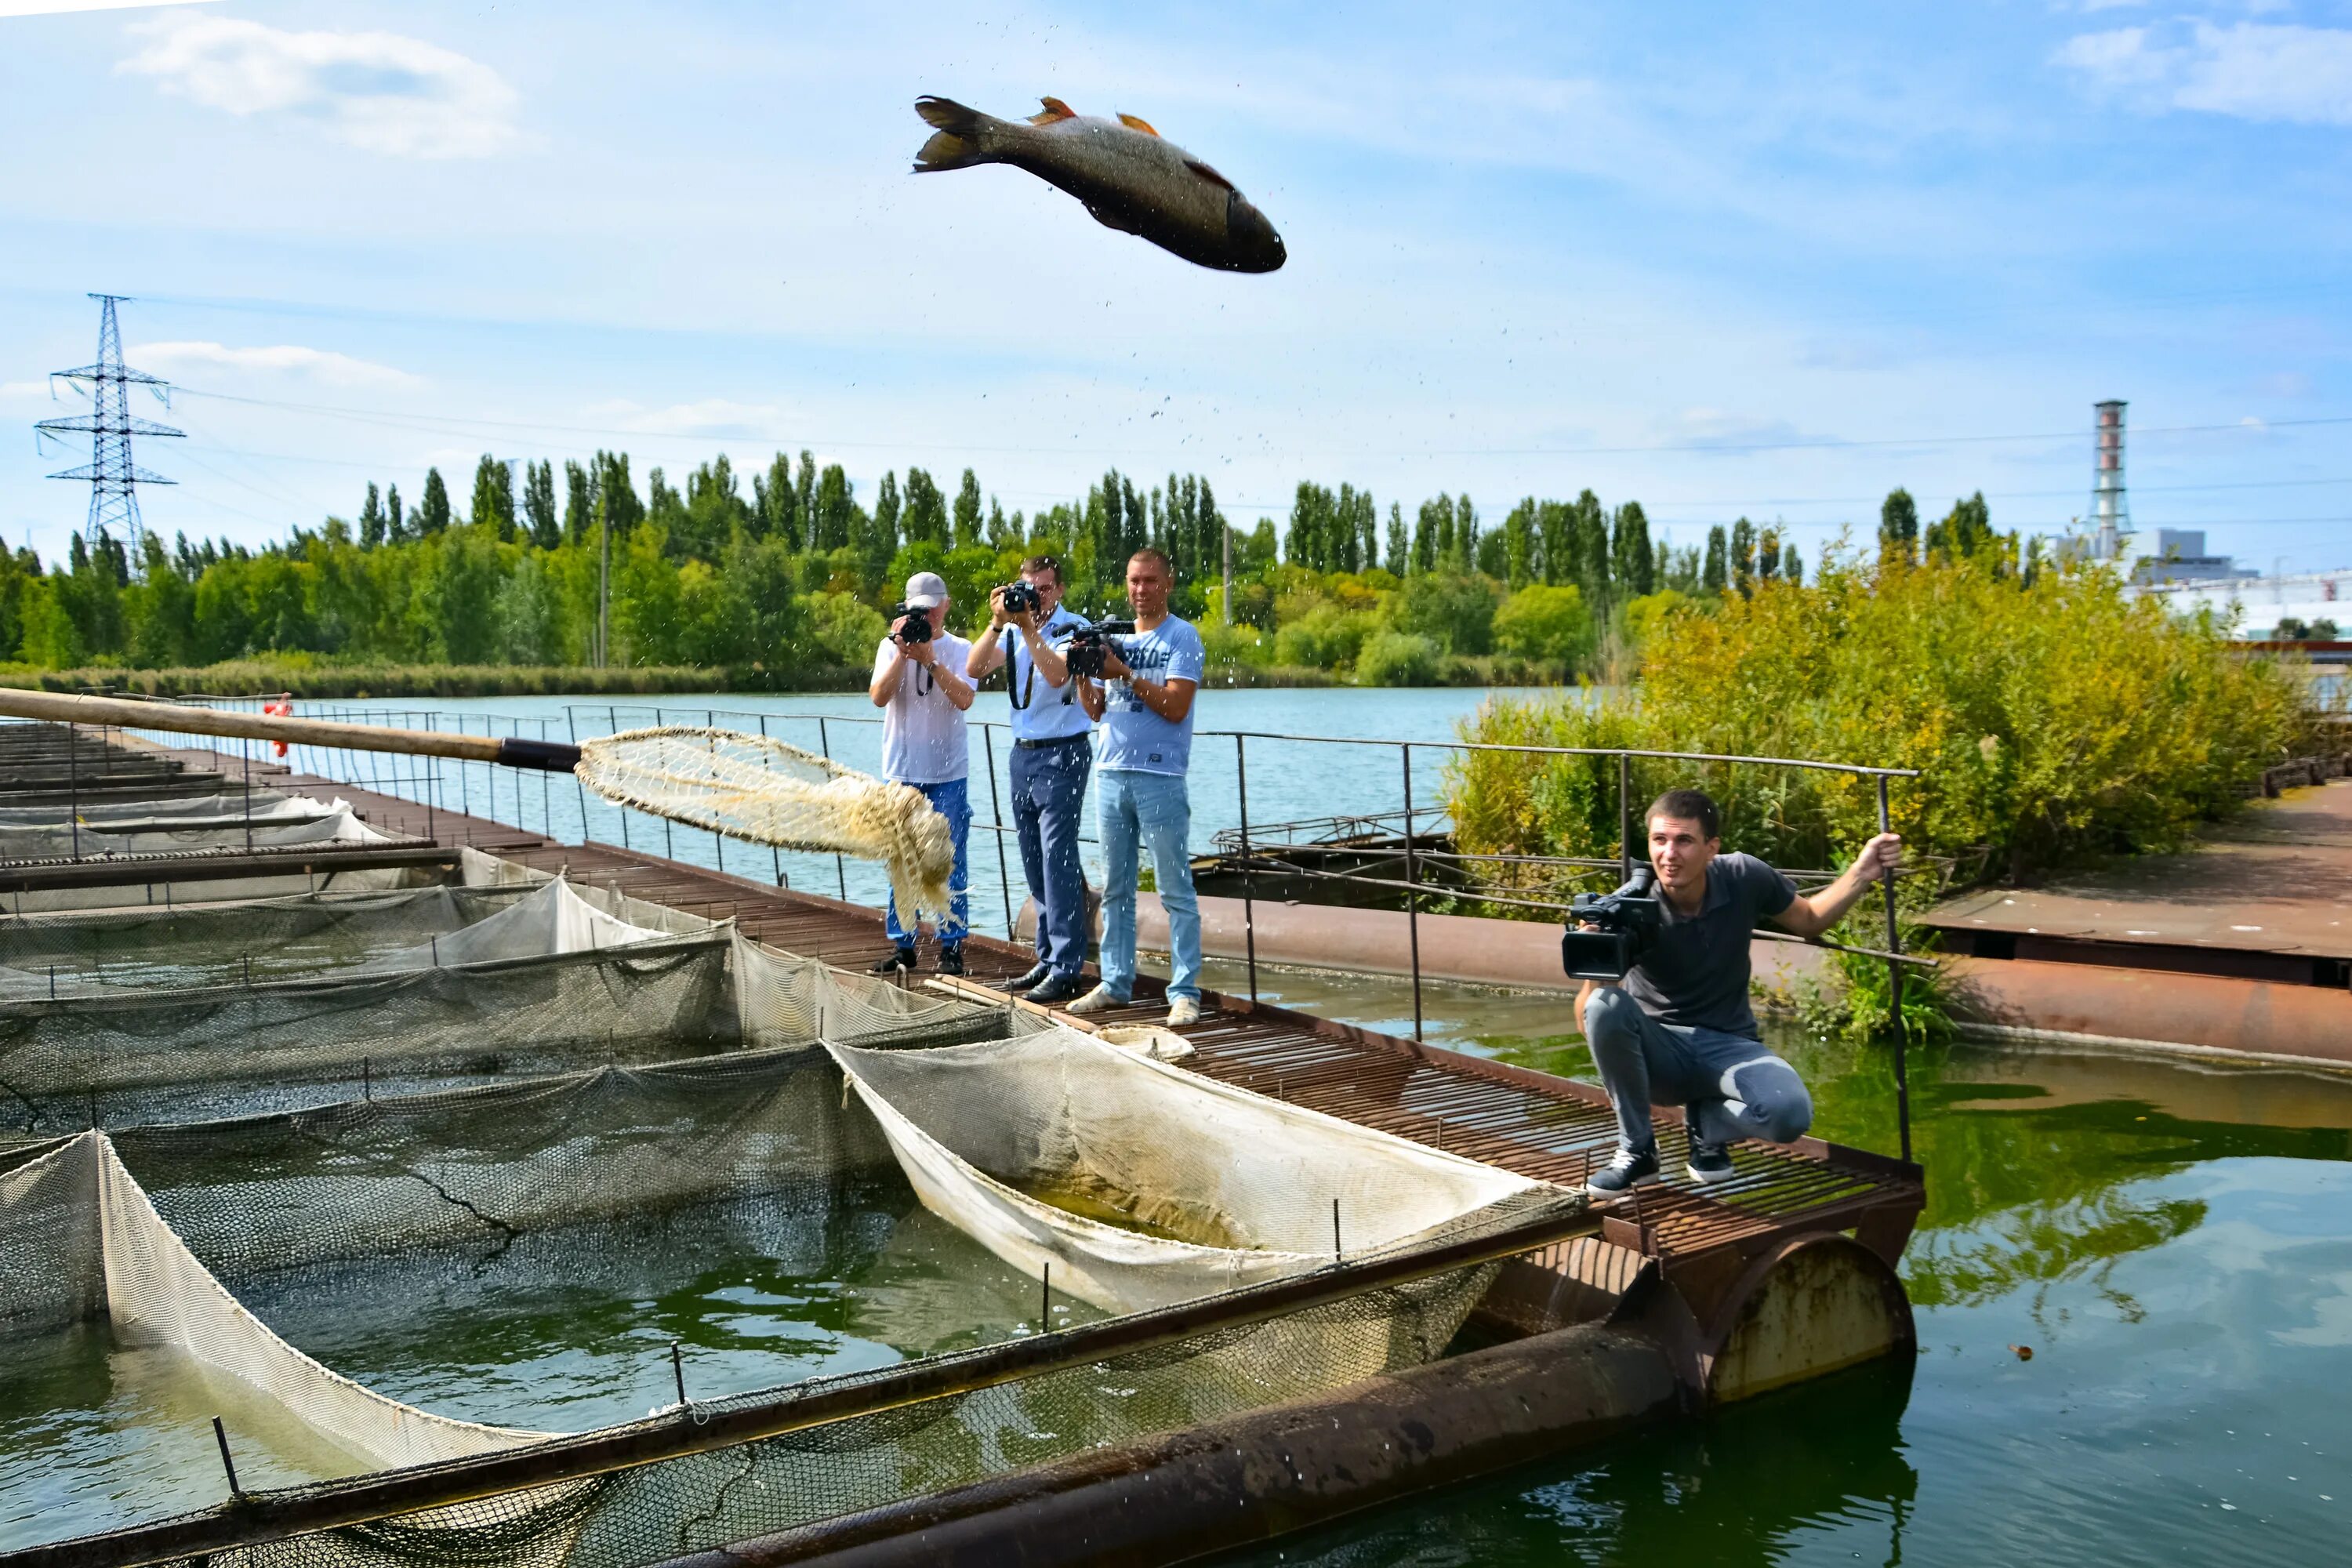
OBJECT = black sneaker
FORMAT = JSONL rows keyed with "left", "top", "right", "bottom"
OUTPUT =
{"left": 936, "top": 946, "right": 965, "bottom": 978}
{"left": 1004, "top": 963, "right": 1051, "bottom": 993}
{"left": 1025, "top": 972, "right": 1083, "bottom": 1005}
{"left": 1585, "top": 1145, "right": 1661, "bottom": 1196}
{"left": 1685, "top": 1104, "right": 1735, "bottom": 1183}
{"left": 869, "top": 946, "right": 916, "bottom": 975}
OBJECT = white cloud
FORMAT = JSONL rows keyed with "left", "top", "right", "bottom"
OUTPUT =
{"left": 586, "top": 398, "right": 792, "bottom": 439}
{"left": 1, "top": 0, "right": 212, "bottom": 16}
{"left": 2056, "top": 20, "right": 2352, "bottom": 126}
{"left": 132, "top": 340, "right": 419, "bottom": 387}
{"left": 0, "top": 378, "right": 69, "bottom": 405}
{"left": 117, "top": 14, "right": 524, "bottom": 158}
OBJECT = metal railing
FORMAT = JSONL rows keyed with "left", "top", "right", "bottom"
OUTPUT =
{"left": 48, "top": 698, "right": 1927, "bottom": 1161}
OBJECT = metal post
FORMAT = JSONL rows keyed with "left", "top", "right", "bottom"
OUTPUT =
{"left": 759, "top": 715, "right": 784, "bottom": 885}
{"left": 984, "top": 725, "right": 1014, "bottom": 939}
{"left": 1401, "top": 742, "right": 1423, "bottom": 1040}
{"left": 1877, "top": 776, "right": 1913, "bottom": 1163}
{"left": 211, "top": 1416, "right": 244, "bottom": 1501}
{"left": 1235, "top": 734, "right": 1258, "bottom": 1004}
{"left": 817, "top": 717, "right": 847, "bottom": 900}
{"left": 569, "top": 708, "right": 590, "bottom": 848}
{"left": 67, "top": 721, "right": 80, "bottom": 861}
{"left": 612, "top": 706, "right": 630, "bottom": 850}
{"left": 1617, "top": 751, "right": 1633, "bottom": 884}
{"left": 241, "top": 736, "right": 254, "bottom": 855}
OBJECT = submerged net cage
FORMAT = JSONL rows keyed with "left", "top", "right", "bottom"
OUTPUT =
{"left": 0, "top": 1014, "right": 1584, "bottom": 1566}
{"left": 575, "top": 728, "right": 956, "bottom": 924}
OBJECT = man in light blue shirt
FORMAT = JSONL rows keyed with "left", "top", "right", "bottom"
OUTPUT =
{"left": 965, "top": 554, "right": 1092, "bottom": 1006}
{"left": 1071, "top": 547, "right": 1206, "bottom": 1027}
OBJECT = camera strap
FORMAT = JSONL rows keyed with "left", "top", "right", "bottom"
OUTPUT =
{"left": 1004, "top": 624, "right": 1075, "bottom": 710}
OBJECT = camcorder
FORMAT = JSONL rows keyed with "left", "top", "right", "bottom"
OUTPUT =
{"left": 1560, "top": 866, "right": 1663, "bottom": 981}
{"left": 997, "top": 580, "right": 1042, "bottom": 618}
{"left": 887, "top": 602, "right": 935, "bottom": 644}
{"left": 1064, "top": 619, "right": 1137, "bottom": 680}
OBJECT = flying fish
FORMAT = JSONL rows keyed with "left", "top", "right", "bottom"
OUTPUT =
{"left": 913, "top": 95, "right": 1286, "bottom": 274}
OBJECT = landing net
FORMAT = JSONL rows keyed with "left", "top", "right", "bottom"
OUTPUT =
{"left": 575, "top": 727, "right": 956, "bottom": 923}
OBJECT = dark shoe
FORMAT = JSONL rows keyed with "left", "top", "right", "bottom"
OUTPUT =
{"left": 869, "top": 946, "right": 916, "bottom": 975}
{"left": 1025, "top": 972, "right": 1083, "bottom": 1005}
{"left": 1684, "top": 1103, "right": 1735, "bottom": 1183}
{"left": 1585, "top": 1145, "right": 1661, "bottom": 1196}
{"left": 1004, "top": 963, "right": 1051, "bottom": 993}
{"left": 936, "top": 946, "right": 965, "bottom": 978}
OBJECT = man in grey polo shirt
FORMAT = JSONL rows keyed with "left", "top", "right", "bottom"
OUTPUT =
{"left": 1578, "top": 786, "right": 1902, "bottom": 1196}
{"left": 965, "top": 554, "right": 1091, "bottom": 1006}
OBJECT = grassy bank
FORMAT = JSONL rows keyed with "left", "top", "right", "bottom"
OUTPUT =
{"left": 1449, "top": 553, "right": 2328, "bottom": 898}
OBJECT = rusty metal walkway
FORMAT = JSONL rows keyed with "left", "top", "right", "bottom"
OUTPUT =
{"left": 66, "top": 725, "right": 1926, "bottom": 1282}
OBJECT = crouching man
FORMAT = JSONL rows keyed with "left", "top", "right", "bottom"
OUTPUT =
{"left": 1581, "top": 787, "right": 1901, "bottom": 1195}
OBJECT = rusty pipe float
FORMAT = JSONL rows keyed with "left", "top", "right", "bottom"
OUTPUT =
{"left": 656, "top": 1319, "right": 1682, "bottom": 1568}
{"left": 0, "top": 690, "right": 583, "bottom": 773}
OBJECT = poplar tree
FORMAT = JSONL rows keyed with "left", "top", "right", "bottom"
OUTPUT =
{"left": 814, "top": 464, "right": 852, "bottom": 553}
{"left": 753, "top": 453, "right": 800, "bottom": 549}
{"left": 1385, "top": 503, "right": 1408, "bottom": 577}
{"left": 523, "top": 459, "right": 559, "bottom": 549}
{"left": 387, "top": 484, "right": 406, "bottom": 543}
{"left": 358, "top": 483, "right": 385, "bottom": 548}
{"left": 470, "top": 455, "right": 515, "bottom": 542}
{"left": 1703, "top": 525, "right": 1728, "bottom": 592}
{"left": 563, "top": 461, "right": 596, "bottom": 544}
{"left": 953, "top": 468, "right": 984, "bottom": 548}
{"left": 1573, "top": 490, "right": 1610, "bottom": 604}
{"left": 1612, "top": 502, "right": 1654, "bottom": 596}
{"left": 1730, "top": 518, "right": 1757, "bottom": 594}
{"left": 418, "top": 468, "right": 452, "bottom": 535}
{"left": 1879, "top": 488, "right": 1919, "bottom": 566}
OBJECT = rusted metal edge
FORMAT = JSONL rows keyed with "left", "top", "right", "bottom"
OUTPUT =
{"left": 0, "top": 844, "right": 460, "bottom": 894}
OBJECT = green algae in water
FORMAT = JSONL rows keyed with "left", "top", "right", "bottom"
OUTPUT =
{"left": 1012, "top": 1172, "right": 1247, "bottom": 1249}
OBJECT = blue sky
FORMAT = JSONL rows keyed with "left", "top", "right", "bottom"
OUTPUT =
{"left": 3, "top": 0, "right": 2349, "bottom": 574}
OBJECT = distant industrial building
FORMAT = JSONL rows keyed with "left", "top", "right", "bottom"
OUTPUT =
{"left": 2135, "top": 568, "right": 2348, "bottom": 643}
{"left": 2132, "top": 528, "right": 2257, "bottom": 586}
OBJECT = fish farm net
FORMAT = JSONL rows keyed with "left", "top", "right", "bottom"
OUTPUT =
{"left": 0, "top": 801, "right": 400, "bottom": 865}
{"left": 1, "top": 1018, "right": 1582, "bottom": 1566}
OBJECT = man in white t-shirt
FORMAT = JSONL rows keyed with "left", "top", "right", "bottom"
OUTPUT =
{"left": 867, "top": 570, "right": 975, "bottom": 975}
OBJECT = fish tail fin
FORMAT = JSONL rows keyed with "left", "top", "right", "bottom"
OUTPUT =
{"left": 913, "top": 96, "right": 998, "bottom": 172}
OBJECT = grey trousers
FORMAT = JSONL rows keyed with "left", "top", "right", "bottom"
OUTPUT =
{"left": 1581, "top": 987, "right": 1813, "bottom": 1154}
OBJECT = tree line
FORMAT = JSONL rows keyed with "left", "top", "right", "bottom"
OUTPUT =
{"left": 2, "top": 444, "right": 2012, "bottom": 683}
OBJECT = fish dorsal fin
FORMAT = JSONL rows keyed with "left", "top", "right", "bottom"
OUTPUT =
{"left": 1031, "top": 96, "right": 1078, "bottom": 124}
{"left": 1184, "top": 158, "right": 1235, "bottom": 191}
{"left": 1117, "top": 113, "right": 1160, "bottom": 136}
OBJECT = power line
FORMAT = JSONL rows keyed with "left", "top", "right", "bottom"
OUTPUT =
{"left": 34, "top": 296, "right": 183, "bottom": 553}
{"left": 171, "top": 383, "right": 2352, "bottom": 461}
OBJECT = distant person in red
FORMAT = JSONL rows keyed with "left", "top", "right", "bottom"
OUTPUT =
{"left": 1577, "top": 788, "right": 1900, "bottom": 1195}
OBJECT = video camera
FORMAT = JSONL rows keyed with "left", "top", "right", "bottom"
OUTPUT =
{"left": 887, "top": 602, "right": 936, "bottom": 644}
{"left": 1560, "top": 866, "right": 1663, "bottom": 981}
{"left": 996, "top": 580, "right": 1042, "bottom": 618}
{"left": 1064, "top": 619, "right": 1137, "bottom": 680}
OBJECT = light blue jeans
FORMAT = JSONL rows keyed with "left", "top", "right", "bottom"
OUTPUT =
{"left": 884, "top": 777, "right": 969, "bottom": 949}
{"left": 1096, "top": 768, "right": 1200, "bottom": 1004}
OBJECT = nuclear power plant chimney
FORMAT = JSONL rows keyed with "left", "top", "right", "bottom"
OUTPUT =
{"left": 2092, "top": 399, "right": 2128, "bottom": 561}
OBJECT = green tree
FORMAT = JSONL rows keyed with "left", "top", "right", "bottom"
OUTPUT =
{"left": 470, "top": 455, "right": 515, "bottom": 542}
{"left": 1880, "top": 488, "right": 1919, "bottom": 566}
{"left": 1730, "top": 517, "right": 1757, "bottom": 594}
{"left": 1384, "top": 503, "right": 1408, "bottom": 577}
{"left": 1703, "top": 525, "right": 1728, "bottom": 593}
{"left": 953, "top": 468, "right": 984, "bottom": 548}
{"left": 564, "top": 460, "right": 597, "bottom": 545}
{"left": 523, "top": 459, "right": 559, "bottom": 550}
{"left": 1784, "top": 543, "right": 1805, "bottom": 585}
{"left": 753, "top": 452, "right": 802, "bottom": 549}
{"left": 1926, "top": 492, "right": 1995, "bottom": 564}
{"left": 1613, "top": 502, "right": 1654, "bottom": 596}
{"left": 1492, "top": 583, "right": 1596, "bottom": 670}
{"left": 358, "top": 482, "right": 386, "bottom": 549}
{"left": 815, "top": 463, "right": 854, "bottom": 553}
{"left": 386, "top": 484, "right": 406, "bottom": 543}
{"left": 1502, "top": 498, "right": 1537, "bottom": 588}
{"left": 902, "top": 466, "right": 949, "bottom": 548}
{"left": 418, "top": 467, "right": 453, "bottom": 535}
{"left": 1356, "top": 630, "right": 1441, "bottom": 686}
{"left": 1396, "top": 571, "right": 1500, "bottom": 655}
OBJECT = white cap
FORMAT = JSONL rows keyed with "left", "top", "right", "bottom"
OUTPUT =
{"left": 902, "top": 571, "right": 949, "bottom": 608}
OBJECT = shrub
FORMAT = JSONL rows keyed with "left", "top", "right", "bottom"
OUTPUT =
{"left": 1393, "top": 572, "right": 1501, "bottom": 655}
{"left": 1273, "top": 604, "right": 1377, "bottom": 669}
{"left": 1356, "top": 631, "right": 1443, "bottom": 687}
{"left": 1492, "top": 584, "right": 1595, "bottom": 670}
{"left": 801, "top": 591, "right": 887, "bottom": 667}
{"left": 1448, "top": 549, "right": 2318, "bottom": 898}
{"left": 1201, "top": 619, "right": 1272, "bottom": 669}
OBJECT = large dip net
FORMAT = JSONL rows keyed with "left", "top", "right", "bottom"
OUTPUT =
{"left": 575, "top": 727, "right": 956, "bottom": 923}
{"left": 0, "top": 1007, "right": 1582, "bottom": 1566}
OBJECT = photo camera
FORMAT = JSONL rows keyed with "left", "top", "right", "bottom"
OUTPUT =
{"left": 997, "top": 580, "right": 1043, "bottom": 617}
{"left": 1065, "top": 619, "right": 1137, "bottom": 679}
{"left": 1560, "top": 866, "right": 1663, "bottom": 981}
{"left": 887, "top": 602, "right": 935, "bottom": 644}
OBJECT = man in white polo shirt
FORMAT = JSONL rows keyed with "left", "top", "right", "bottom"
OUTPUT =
{"left": 867, "top": 570, "right": 975, "bottom": 975}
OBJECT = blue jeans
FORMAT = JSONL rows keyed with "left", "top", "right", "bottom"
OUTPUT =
{"left": 1096, "top": 768, "right": 1200, "bottom": 1004}
{"left": 1011, "top": 740, "right": 1092, "bottom": 976}
{"left": 1581, "top": 987, "right": 1813, "bottom": 1153}
{"left": 884, "top": 777, "right": 969, "bottom": 949}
